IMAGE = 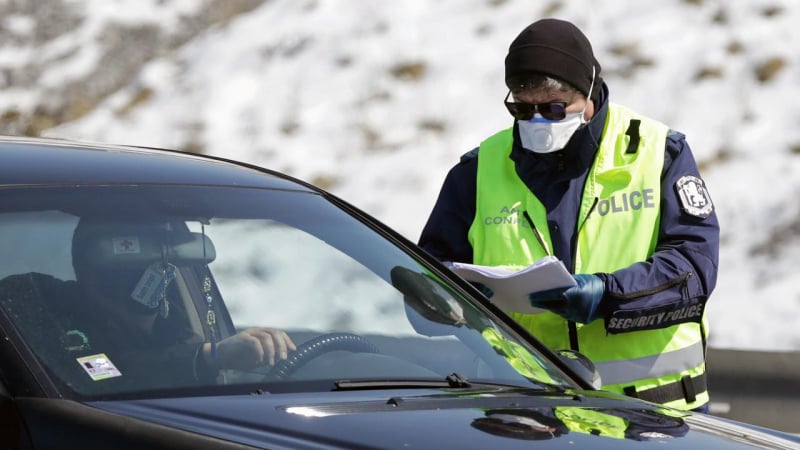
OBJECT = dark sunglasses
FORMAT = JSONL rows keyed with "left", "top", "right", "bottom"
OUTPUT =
{"left": 503, "top": 90, "right": 568, "bottom": 121}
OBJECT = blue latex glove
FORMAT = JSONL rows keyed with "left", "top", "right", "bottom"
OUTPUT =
{"left": 528, "top": 274, "right": 605, "bottom": 323}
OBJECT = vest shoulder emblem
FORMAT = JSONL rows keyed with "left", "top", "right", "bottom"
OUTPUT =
{"left": 675, "top": 175, "right": 713, "bottom": 218}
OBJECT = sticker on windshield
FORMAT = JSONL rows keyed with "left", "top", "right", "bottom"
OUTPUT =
{"left": 77, "top": 353, "right": 122, "bottom": 381}
{"left": 112, "top": 236, "right": 141, "bottom": 254}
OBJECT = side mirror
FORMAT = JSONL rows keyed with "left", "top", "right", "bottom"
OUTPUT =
{"left": 556, "top": 349, "right": 602, "bottom": 389}
{"left": 391, "top": 266, "right": 465, "bottom": 327}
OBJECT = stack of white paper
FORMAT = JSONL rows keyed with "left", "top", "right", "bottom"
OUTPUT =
{"left": 450, "top": 256, "right": 576, "bottom": 314}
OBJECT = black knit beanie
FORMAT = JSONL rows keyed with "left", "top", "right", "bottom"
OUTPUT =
{"left": 505, "top": 18, "right": 602, "bottom": 100}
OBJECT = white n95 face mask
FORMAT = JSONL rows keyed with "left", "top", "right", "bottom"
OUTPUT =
{"left": 518, "top": 112, "right": 585, "bottom": 153}
{"left": 517, "top": 65, "right": 596, "bottom": 154}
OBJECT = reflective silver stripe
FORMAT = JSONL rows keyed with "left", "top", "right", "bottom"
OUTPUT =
{"left": 595, "top": 341, "right": 705, "bottom": 386}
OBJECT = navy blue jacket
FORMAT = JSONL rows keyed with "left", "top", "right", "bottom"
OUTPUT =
{"left": 419, "top": 84, "right": 719, "bottom": 329}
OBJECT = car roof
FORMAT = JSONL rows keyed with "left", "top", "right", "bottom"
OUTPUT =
{"left": 0, "top": 135, "right": 316, "bottom": 192}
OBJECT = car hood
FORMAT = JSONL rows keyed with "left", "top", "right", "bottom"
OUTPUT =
{"left": 90, "top": 388, "right": 800, "bottom": 449}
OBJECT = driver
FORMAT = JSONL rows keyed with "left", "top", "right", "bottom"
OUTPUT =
{"left": 63, "top": 218, "right": 296, "bottom": 388}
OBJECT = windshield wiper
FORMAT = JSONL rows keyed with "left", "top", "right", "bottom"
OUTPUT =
{"left": 335, "top": 372, "right": 472, "bottom": 390}
{"left": 445, "top": 372, "right": 471, "bottom": 387}
{"left": 333, "top": 372, "right": 569, "bottom": 393}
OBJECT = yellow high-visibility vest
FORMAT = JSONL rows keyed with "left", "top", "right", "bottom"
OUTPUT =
{"left": 468, "top": 103, "right": 707, "bottom": 409}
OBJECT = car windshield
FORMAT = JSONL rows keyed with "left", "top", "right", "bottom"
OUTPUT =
{"left": 0, "top": 185, "right": 574, "bottom": 399}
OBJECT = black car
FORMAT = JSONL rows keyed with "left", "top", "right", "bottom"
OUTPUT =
{"left": 0, "top": 135, "right": 798, "bottom": 449}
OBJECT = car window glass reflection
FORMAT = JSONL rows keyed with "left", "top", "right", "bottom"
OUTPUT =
{"left": 0, "top": 187, "right": 573, "bottom": 399}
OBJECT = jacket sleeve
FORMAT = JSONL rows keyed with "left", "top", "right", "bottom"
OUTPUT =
{"left": 418, "top": 151, "right": 479, "bottom": 263}
{"left": 597, "top": 132, "right": 720, "bottom": 333}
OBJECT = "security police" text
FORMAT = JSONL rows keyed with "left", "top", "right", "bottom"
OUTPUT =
{"left": 607, "top": 304, "right": 703, "bottom": 332}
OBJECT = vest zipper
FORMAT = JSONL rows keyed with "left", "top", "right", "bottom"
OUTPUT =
{"left": 568, "top": 198, "right": 599, "bottom": 353}
{"left": 570, "top": 196, "right": 598, "bottom": 275}
{"left": 577, "top": 197, "right": 599, "bottom": 237}
{"left": 568, "top": 322, "right": 579, "bottom": 352}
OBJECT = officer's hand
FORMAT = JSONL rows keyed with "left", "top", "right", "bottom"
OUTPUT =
{"left": 528, "top": 274, "right": 604, "bottom": 324}
{"left": 207, "top": 327, "right": 297, "bottom": 370}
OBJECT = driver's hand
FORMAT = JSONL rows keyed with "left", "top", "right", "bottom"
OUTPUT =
{"left": 204, "top": 327, "right": 297, "bottom": 370}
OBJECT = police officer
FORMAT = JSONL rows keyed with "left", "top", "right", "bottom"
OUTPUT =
{"left": 419, "top": 18, "right": 719, "bottom": 411}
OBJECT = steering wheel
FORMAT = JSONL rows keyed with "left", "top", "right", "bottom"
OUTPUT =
{"left": 264, "top": 332, "right": 381, "bottom": 380}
